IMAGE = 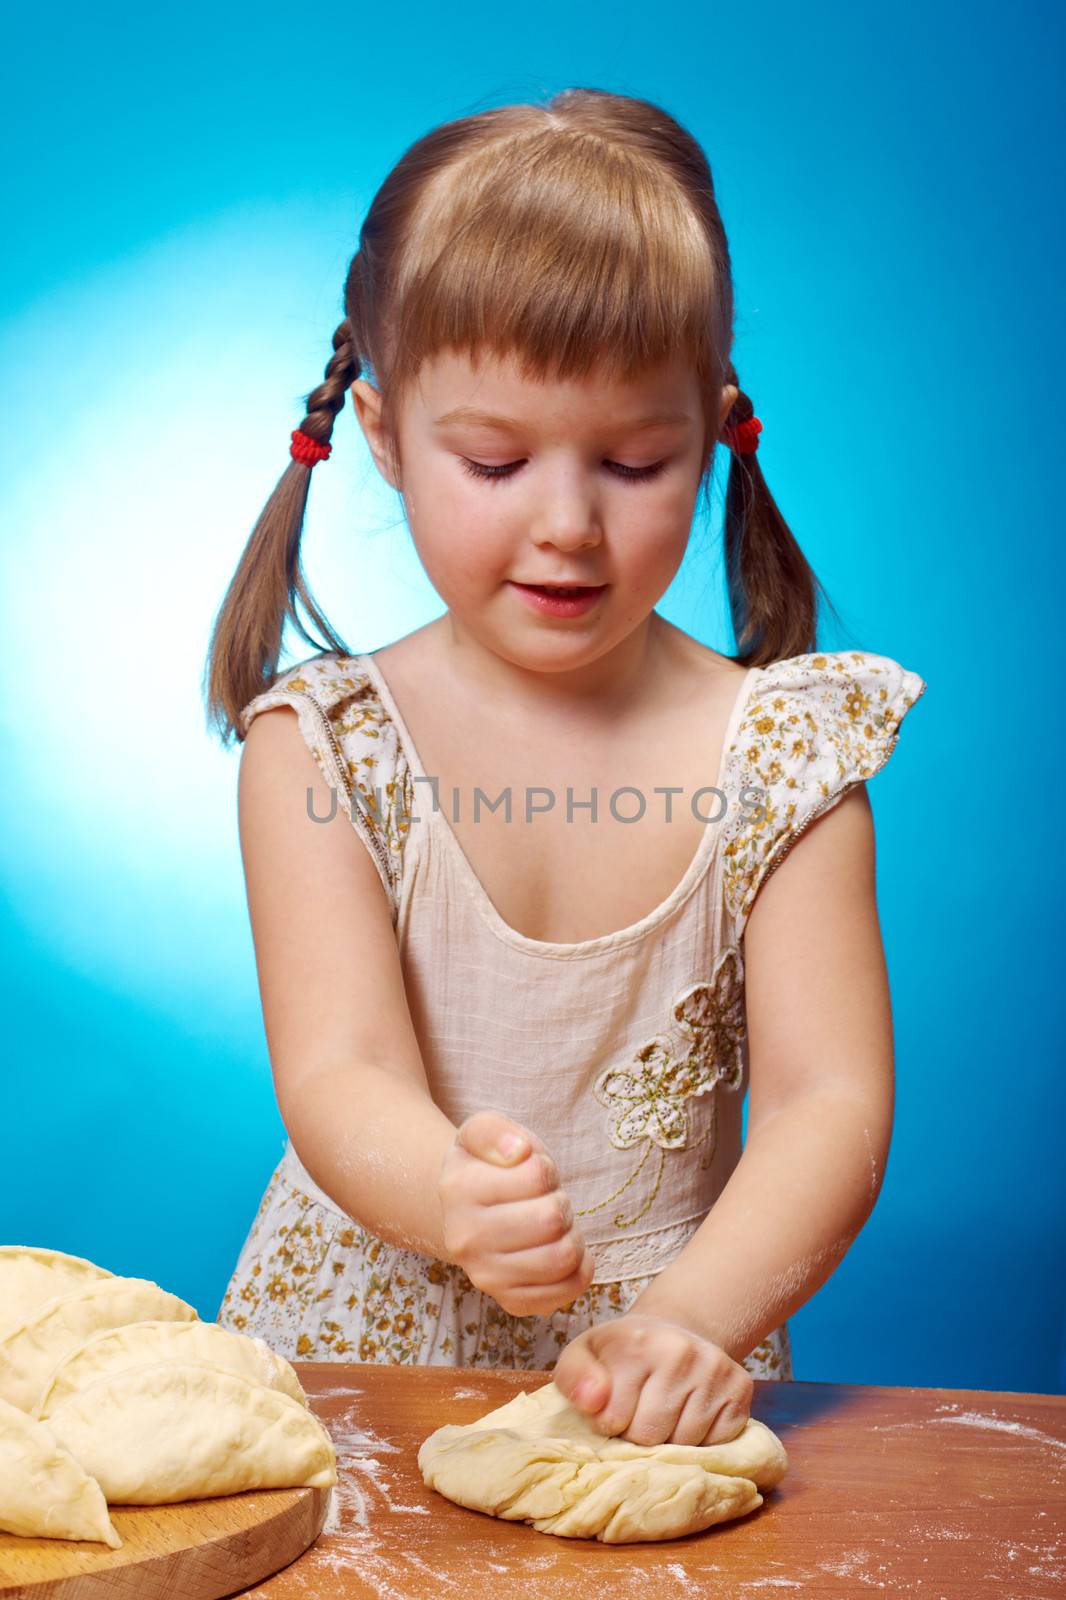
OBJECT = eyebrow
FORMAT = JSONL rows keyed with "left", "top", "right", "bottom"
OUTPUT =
{"left": 432, "top": 406, "right": 694, "bottom": 432}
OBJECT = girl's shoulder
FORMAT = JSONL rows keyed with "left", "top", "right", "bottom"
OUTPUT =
{"left": 238, "top": 650, "right": 413, "bottom": 919}
{"left": 237, "top": 651, "right": 378, "bottom": 731}
{"left": 721, "top": 648, "right": 928, "bottom": 933}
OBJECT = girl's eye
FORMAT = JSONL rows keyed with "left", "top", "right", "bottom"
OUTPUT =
{"left": 459, "top": 458, "right": 667, "bottom": 485}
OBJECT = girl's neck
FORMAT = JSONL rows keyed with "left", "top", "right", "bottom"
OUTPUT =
{"left": 429, "top": 607, "right": 669, "bottom": 728}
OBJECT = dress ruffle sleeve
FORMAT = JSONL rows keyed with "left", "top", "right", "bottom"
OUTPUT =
{"left": 237, "top": 652, "right": 415, "bottom": 921}
{"left": 720, "top": 649, "right": 927, "bottom": 937}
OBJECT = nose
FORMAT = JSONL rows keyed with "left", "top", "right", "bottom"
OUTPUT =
{"left": 530, "top": 498, "right": 603, "bottom": 554}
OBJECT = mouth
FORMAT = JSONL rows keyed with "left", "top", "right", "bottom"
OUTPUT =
{"left": 513, "top": 582, "right": 605, "bottom": 595}
{"left": 510, "top": 580, "right": 608, "bottom": 616}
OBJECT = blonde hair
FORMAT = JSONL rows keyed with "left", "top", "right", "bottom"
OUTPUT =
{"left": 204, "top": 87, "right": 835, "bottom": 744}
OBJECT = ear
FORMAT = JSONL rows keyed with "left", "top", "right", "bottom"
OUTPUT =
{"left": 717, "top": 383, "right": 739, "bottom": 432}
{"left": 350, "top": 378, "right": 401, "bottom": 489}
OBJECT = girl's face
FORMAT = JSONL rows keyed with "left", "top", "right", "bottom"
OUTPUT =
{"left": 352, "top": 347, "right": 736, "bottom": 673}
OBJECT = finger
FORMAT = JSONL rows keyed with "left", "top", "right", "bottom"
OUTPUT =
{"left": 582, "top": 1360, "right": 646, "bottom": 1437}
{"left": 560, "top": 1324, "right": 652, "bottom": 1436}
{"left": 495, "top": 1247, "right": 597, "bottom": 1317}
{"left": 620, "top": 1368, "right": 698, "bottom": 1447}
{"left": 488, "top": 1226, "right": 587, "bottom": 1288}
{"left": 669, "top": 1381, "right": 722, "bottom": 1447}
{"left": 553, "top": 1340, "right": 612, "bottom": 1414}
{"left": 699, "top": 1397, "right": 751, "bottom": 1446}
{"left": 470, "top": 1190, "right": 575, "bottom": 1254}
{"left": 454, "top": 1110, "right": 542, "bottom": 1167}
{"left": 452, "top": 1145, "right": 564, "bottom": 1207}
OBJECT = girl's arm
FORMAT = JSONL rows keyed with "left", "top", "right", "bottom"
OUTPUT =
{"left": 238, "top": 707, "right": 458, "bottom": 1258}
{"left": 624, "top": 783, "right": 895, "bottom": 1358}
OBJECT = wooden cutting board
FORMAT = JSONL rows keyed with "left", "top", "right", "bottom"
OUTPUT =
{"left": 0, "top": 1480, "right": 331, "bottom": 1598}
{"left": 1, "top": 1364, "right": 1063, "bottom": 1599}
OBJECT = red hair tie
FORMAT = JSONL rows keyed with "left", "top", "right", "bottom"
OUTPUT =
{"left": 290, "top": 429, "right": 333, "bottom": 467}
{"left": 722, "top": 416, "right": 763, "bottom": 455}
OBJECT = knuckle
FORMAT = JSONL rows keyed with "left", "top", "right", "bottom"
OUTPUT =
{"left": 734, "top": 1367, "right": 755, "bottom": 1402}
{"left": 670, "top": 1340, "right": 699, "bottom": 1376}
{"left": 553, "top": 1234, "right": 582, "bottom": 1276}
{"left": 535, "top": 1154, "right": 557, "bottom": 1194}
{"left": 443, "top": 1223, "right": 476, "bottom": 1261}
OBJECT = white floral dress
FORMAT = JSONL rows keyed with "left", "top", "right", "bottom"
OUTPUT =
{"left": 216, "top": 646, "right": 927, "bottom": 1381}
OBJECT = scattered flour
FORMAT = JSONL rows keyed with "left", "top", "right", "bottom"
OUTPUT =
{"left": 240, "top": 1389, "right": 1065, "bottom": 1599}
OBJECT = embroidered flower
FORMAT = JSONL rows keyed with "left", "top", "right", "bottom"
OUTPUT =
{"left": 579, "top": 945, "right": 749, "bottom": 1230}
{"left": 671, "top": 945, "right": 747, "bottom": 1094}
{"left": 593, "top": 1036, "right": 708, "bottom": 1151}
{"left": 592, "top": 945, "right": 748, "bottom": 1154}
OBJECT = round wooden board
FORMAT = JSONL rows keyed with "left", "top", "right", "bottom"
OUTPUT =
{"left": 0, "top": 1483, "right": 332, "bottom": 1598}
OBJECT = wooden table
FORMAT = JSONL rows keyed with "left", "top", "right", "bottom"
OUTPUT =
{"left": 239, "top": 1363, "right": 1065, "bottom": 1600}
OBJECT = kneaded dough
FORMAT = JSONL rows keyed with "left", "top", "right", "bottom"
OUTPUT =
{"left": 35, "top": 1318, "right": 308, "bottom": 1419}
{"left": 418, "top": 1380, "right": 788, "bottom": 1543}
{"left": 47, "top": 1361, "right": 337, "bottom": 1504}
{"left": 0, "top": 1276, "right": 198, "bottom": 1412}
{"left": 0, "top": 1394, "right": 121, "bottom": 1547}
{"left": 0, "top": 1246, "right": 114, "bottom": 1337}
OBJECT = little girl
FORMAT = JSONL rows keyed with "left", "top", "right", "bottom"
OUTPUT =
{"left": 207, "top": 88, "right": 926, "bottom": 1451}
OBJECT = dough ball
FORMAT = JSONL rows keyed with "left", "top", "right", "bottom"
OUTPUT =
{"left": 0, "top": 1276, "right": 198, "bottom": 1412}
{"left": 47, "top": 1361, "right": 337, "bottom": 1504}
{"left": 35, "top": 1318, "right": 308, "bottom": 1419}
{"left": 0, "top": 1246, "right": 113, "bottom": 1338}
{"left": 0, "top": 1394, "right": 121, "bottom": 1547}
{"left": 418, "top": 1380, "right": 788, "bottom": 1543}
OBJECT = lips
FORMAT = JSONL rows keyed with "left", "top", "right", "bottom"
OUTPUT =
{"left": 511, "top": 581, "right": 607, "bottom": 617}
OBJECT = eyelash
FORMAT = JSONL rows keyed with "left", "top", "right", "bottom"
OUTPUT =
{"left": 459, "top": 458, "right": 667, "bottom": 486}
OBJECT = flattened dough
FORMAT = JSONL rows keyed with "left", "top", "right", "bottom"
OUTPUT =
{"left": 0, "top": 1246, "right": 114, "bottom": 1337}
{"left": 0, "top": 1276, "right": 199, "bottom": 1412}
{"left": 418, "top": 1380, "right": 788, "bottom": 1543}
{"left": 47, "top": 1362, "right": 337, "bottom": 1503}
{"left": 0, "top": 1394, "right": 121, "bottom": 1547}
{"left": 36, "top": 1318, "right": 308, "bottom": 1418}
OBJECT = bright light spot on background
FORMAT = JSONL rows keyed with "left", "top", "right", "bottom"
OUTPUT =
{"left": 0, "top": 199, "right": 434, "bottom": 1021}
{"left": 0, "top": 197, "right": 729, "bottom": 1026}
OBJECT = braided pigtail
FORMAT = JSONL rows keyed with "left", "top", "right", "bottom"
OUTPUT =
{"left": 720, "top": 370, "right": 841, "bottom": 666}
{"left": 202, "top": 318, "right": 359, "bottom": 744}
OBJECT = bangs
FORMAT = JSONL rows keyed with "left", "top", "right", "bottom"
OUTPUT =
{"left": 389, "top": 127, "right": 726, "bottom": 392}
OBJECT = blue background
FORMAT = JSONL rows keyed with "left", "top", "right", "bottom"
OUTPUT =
{"left": 2, "top": 0, "right": 1062, "bottom": 1395}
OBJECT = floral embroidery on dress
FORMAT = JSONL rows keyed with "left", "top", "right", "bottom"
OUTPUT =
{"left": 721, "top": 651, "right": 927, "bottom": 931}
{"left": 576, "top": 946, "right": 747, "bottom": 1230}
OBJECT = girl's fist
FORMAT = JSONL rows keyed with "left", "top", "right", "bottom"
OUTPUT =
{"left": 552, "top": 1312, "right": 754, "bottom": 1447}
{"left": 437, "top": 1109, "right": 595, "bottom": 1317}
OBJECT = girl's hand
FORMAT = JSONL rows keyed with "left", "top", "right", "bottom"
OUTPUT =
{"left": 552, "top": 1313, "right": 754, "bottom": 1447}
{"left": 437, "top": 1110, "right": 595, "bottom": 1317}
